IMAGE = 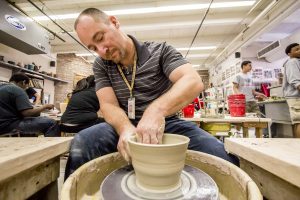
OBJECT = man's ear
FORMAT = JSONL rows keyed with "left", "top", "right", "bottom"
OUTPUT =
{"left": 109, "top": 16, "right": 119, "bottom": 28}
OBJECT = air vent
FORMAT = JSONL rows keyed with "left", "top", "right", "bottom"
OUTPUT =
{"left": 257, "top": 41, "right": 280, "bottom": 58}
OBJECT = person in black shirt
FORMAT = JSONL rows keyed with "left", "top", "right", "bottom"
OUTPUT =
{"left": 0, "top": 73, "right": 60, "bottom": 136}
{"left": 26, "top": 87, "right": 41, "bottom": 105}
{"left": 61, "top": 75, "right": 104, "bottom": 132}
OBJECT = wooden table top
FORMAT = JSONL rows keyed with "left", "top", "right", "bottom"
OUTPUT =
{"left": 182, "top": 116, "right": 272, "bottom": 123}
{"left": 0, "top": 137, "right": 73, "bottom": 181}
{"left": 225, "top": 138, "right": 300, "bottom": 187}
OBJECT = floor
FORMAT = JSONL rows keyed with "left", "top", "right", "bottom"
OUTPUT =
{"left": 58, "top": 156, "right": 67, "bottom": 199}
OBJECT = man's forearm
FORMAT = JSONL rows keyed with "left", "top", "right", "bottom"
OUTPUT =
{"left": 233, "top": 87, "right": 240, "bottom": 94}
{"left": 146, "top": 74, "right": 203, "bottom": 117}
{"left": 101, "top": 103, "right": 134, "bottom": 135}
{"left": 22, "top": 106, "right": 47, "bottom": 117}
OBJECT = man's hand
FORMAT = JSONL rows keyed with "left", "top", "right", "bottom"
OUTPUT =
{"left": 117, "top": 126, "right": 136, "bottom": 162}
{"left": 137, "top": 110, "right": 165, "bottom": 144}
{"left": 43, "top": 104, "right": 55, "bottom": 110}
{"left": 256, "top": 92, "right": 267, "bottom": 99}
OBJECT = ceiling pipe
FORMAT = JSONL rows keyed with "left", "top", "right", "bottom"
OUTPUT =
{"left": 212, "top": 0, "right": 278, "bottom": 66}
{"left": 185, "top": 0, "right": 214, "bottom": 58}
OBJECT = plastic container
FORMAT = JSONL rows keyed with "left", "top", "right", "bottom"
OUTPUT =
{"left": 228, "top": 94, "right": 246, "bottom": 117}
{"left": 182, "top": 104, "right": 194, "bottom": 118}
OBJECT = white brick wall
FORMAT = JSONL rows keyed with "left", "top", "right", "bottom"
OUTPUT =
{"left": 55, "top": 53, "right": 93, "bottom": 107}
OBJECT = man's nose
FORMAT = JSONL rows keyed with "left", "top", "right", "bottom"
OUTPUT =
{"left": 96, "top": 46, "right": 108, "bottom": 56}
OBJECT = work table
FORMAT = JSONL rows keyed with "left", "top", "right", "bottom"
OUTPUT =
{"left": 0, "top": 137, "right": 73, "bottom": 200}
{"left": 225, "top": 138, "right": 300, "bottom": 200}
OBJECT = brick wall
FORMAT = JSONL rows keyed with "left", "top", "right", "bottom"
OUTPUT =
{"left": 54, "top": 53, "right": 93, "bottom": 106}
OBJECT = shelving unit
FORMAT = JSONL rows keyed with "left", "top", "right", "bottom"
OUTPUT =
{"left": 0, "top": 61, "right": 68, "bottom": 83}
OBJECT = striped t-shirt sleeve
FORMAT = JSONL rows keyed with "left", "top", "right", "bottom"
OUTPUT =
{"left": 160, "top": 43, "right": 189, "bottom": 77}
{"left": 93, "top": 57, "right": 112, "bottom": 91}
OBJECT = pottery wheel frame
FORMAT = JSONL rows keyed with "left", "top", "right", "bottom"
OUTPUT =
{"left": 100, "top": 165, "right": 219, "bottom": 200}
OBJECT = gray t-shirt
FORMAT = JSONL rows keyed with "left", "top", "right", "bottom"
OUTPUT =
{"left": 93, "top": 35, "right": 188, "bottom": 119}
{"left": 0, "top": 83, "right": 33, "bottom": 134}
{"left": 232, "top": 72, "right": 255, "bottom": 101}
{"left": 283, "top": 58, "right": 300, "bottom": 98}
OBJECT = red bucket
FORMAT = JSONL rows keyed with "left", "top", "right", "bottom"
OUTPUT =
{"left": 182, "top": 103, "right": 194, "bottom": 118}
{"left": 228, "top": 94, "right": 246, "bottom": 117}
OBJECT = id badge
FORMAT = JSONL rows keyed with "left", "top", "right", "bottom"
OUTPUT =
{"left": 128, "top": 97, "right": 135, "bottom": 119}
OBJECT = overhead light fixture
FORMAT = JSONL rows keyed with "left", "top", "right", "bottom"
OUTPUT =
{"left": 192, "top": 65, "right": 200, "bottom": 67}
{"left": 33, "top": 1, "right": 255, "bottom": 21}
{"left": 187, "top": 54, "right": 210, "bottom": 58}
{"left": 75, "top": 53, "right": 97, "bottom": 57}
{"left": 177, "top": 46, "right": 217, "bottom": 51}
{"left": 122, "top": 18, "right": 241, "bottom": 32}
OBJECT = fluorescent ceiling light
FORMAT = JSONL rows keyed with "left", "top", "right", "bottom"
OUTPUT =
{"left": 33, "top": 1, "right": 255, "bottom": 21}
{"left": 177, "top": 46, "right": 217, "bottom": 51}
{"left": 186, "top": 54, "right": 211, "bottom": 58}
{"left": 76, "top": 48, "right": 216, "bottom": 57}
{"left": 122, "top": 19, "right": 241, "bottom": 32}
{"left": 192, "top": 65, "right": 200, "bottom": 67}
{"left": 75, "top": 53, "right": 97, "bottom": 57}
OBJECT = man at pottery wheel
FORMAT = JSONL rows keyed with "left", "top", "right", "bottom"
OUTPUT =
{"left": 64, "top": 8, "right": 239, "bottom": 179}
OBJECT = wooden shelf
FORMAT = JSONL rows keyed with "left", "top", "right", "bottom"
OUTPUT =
{"left": 0, "top": 61, "right": 68, "bottom": 83}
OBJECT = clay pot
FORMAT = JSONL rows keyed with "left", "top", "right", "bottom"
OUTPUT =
{"left": 128, "top": 134, "right": 190, "bottom": 192}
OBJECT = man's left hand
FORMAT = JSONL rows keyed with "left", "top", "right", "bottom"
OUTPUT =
{"left": 136, "top": 111, "right": 165, "bottom": 144}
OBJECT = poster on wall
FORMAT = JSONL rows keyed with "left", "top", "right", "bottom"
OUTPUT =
{"left": 274, "top": 68, "right": 282, "bottom": 79}
{"left": 252, "top": 68, "right": 263, "bottom": 79}
{"left": 226, "top": 68, "right": 231, "bottom": 79}
{"left": 263, "top": 69, "right": 273, "bottom": 79}
{"left": 235, "top": 62, "right": 241, "bottom": 73}
{"left": 230, "top": 66, "right": 235, "bottom": 77}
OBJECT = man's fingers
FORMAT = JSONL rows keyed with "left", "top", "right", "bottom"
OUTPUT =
{"left": 150, "top": 133, "right": 159, "bottom": 144}
{"left": 142, "top": 134, "right": 150, "bottom": 144}
{"left": 157, "top": 133, "right": 163, "bottom": 144}
{"left": 136, "top": 132, "right": 142, "bottom": 143}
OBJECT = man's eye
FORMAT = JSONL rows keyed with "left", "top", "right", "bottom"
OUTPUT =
{"left": 96, "top": 36, "right": 102, "bottom": 42}
{"left": 89, "top": 46, "right": 97, "bottom": 51}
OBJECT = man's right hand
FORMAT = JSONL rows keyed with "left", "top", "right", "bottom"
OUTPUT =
{"left": 43, "top": 104, "right": 55, "bottom": 110}
{"left": 117, "top": 126, "right": 136, "bottom": 162}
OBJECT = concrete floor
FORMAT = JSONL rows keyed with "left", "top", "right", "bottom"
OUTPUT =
{"left": 58, "top": 156, "right": 67, "bottom": 199}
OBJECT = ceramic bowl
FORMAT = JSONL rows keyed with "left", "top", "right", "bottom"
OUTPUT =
{"left": 128, "top": 134, "right": 190, "bottom": 192}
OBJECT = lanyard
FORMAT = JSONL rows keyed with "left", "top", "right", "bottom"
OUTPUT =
{"left": 117, "top": 52, "right": 137, "bottom": 98}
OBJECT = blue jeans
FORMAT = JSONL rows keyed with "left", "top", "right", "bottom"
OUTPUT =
{"left": 64, "top": 117, "right": 239, "bottom": 180}
{"left": 14, "top": 116, "right": 60, "bottom": 137}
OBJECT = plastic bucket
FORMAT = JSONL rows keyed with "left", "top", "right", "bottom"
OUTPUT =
{"left": 182, "top": 104, "right": 194, "bottom": 118}
{"left": 228, "top": 94, "right": 246, "bottom": 117}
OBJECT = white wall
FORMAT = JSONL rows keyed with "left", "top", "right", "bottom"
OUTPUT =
{"left": 43, "top": 79, "right": 55, "bottom": 104}
{"left": 0, "top": 67, "right": 12, "bottom": 81}
{"left": 210, "top": 52, "right": 241, "bottom": 86}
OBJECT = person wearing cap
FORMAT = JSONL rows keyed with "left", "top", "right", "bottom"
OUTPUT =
{"left": 64, "top": 8, "right": 239, "bottom": 179}
{"left": 283, "top": 43, "right": 300, "bottom": 138}
{"left": 232, "top": 60, "right": 267, "bottom": 116}
{"left": 0, "top": 73, "right": 60, "bottom": 136}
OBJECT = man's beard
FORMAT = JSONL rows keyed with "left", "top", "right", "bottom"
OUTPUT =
{"left": 112, "top": 49, "right": 126, "bottom": 64}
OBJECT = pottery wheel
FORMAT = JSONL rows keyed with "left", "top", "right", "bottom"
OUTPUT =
{"left": 100, "top": 165, "right": 219, "bottom": 200}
